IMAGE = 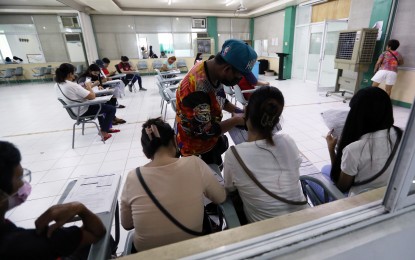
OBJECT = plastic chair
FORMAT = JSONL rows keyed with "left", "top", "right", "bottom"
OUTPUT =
{"left": 122, "top": 230, "right": 135, "bottom": 256}
{"left": 76, "top": 64, "right": 84, "bottom": 76}
{"left": 32, "top": 67, "right": 46, "bottom": 82}
{"left": 152, "top": 60, "right": 163, "bottom": 71}
{"left": 233, "top": 84, "right": 255, "bottom": 107}
{"left": 176, "top": 59, "right": 188, "bottom": 71}
{"left": 14, "top": 67, "right": 24, "bottom": 83}
{"left": 58, "top": 98, "right": 106, "bottom": 149}
{"left": 44, "top": 66, "right": 52, "bottom": 81}
{"left": 137, "top": 61, "right": 149, "bottom": 74}
{"left": 0, "top": 68, "right": 15, "bottom": 84}
{"left": 223, "top": 85, "right": 236, "bottom": 104}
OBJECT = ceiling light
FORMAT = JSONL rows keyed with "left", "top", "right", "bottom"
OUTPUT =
{"left": 299, "top": 0, "right": 328, "bottom": 6}
{"left": 168, "top": 0, "right": 172, "bottom": 5}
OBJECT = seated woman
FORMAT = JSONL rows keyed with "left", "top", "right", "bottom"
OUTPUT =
{"left": 0, "top": 141, "right": 106, "bottom": 259}
{"left": 224, "top": 86, "right": 308, "bottom": 224}
{"left": 78, "top": 63, "right": 126, "bottom": 125}
{"left": 55, "top": 63, "right": 117, "bottom": 141}
{"left": 118, "top": 56, "right": 146, "bottom": 92}
{"left": 120, "top": 118, "right": 226, "bottom": 253}
{"left": 326, "top": 87, "right": 403, "bottom": 196}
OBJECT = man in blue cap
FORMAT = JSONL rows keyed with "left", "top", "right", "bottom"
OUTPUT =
{"left": 176, "top": 39, "right": 258, "bottom": 168}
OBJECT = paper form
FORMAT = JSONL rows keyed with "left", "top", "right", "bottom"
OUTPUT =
{"left": 63, "top": 174, "right": 119, "bottom": 214}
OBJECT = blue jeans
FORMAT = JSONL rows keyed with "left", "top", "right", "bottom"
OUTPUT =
{"left": 83, "top": 104, "right": 116, "bottom": 132}
{"left": 125, "top": 74, "right": 142, "bottom": 88}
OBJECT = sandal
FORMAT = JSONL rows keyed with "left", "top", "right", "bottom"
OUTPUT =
{"left": 112, "top": 120, "right": 119, "bottom": 125}
{"left": 108, "top": 129, "right": 121, "bottom": 133}
{"left": 102, "top": 133, "right": 112, "bottom": 141}
{"left": 115, "top": 118, "right": 127, "bottom": 124}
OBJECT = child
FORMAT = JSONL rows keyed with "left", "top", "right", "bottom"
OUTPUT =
{"left": 371, "top": 39, "right": 404, "bottom": 96}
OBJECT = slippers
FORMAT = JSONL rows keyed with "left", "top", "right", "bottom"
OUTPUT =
{"left": 108, "top": 129, "right": 121, "bottom": 133}
{"left": 112, "top": 120, "right": 119, "bottom": 125}
{"left": 102, "top": 133, "right": 112, "bottom": 141}
{"left": 115, "top": 118, "right": 127, "bottom": 124}
{"left": 117, "top": 105, "right": 126, "bottom": 109}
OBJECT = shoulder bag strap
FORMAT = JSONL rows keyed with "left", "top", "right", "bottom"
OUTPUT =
{"left": 353, "top": 131, "right": 402, "bottom": 186}
{"left": 388, "top": 50, "right": 399, "bottom": 63}
{"left": 57, "top": 83, "right": 82, "bottom": 103}
{"left": 230, "top": 146, "right": 307, "bottom": 205}
{"left": 135, "top": 167, "right": 204, "bottom": 236}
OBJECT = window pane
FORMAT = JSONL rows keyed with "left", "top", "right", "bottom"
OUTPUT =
{"left": 158, "top": 33, "right": 174, "bottom": 55}
{"left": 96, "top": 33, "right": 119, "bottom": 60}
{"left": 173, "top": 33, "right": 192, "bottom": 57}
{"left": 172, "top": 17, "right": 192, "bottom": 32}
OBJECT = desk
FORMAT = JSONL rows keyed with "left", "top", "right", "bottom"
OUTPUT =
{"left": 58, "top": 174, "right": 121, "bottom": 260}
{"left": 110, "top": 74, "right": 126, "bottom": 80}
{"left": 94, "top": 88, "right": 114, "bottom": 96}
{"left": 160, "top": 69, "right": 181, "bottom": 77}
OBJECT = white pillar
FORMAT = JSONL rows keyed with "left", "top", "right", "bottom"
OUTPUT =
{"left": 77, "top": 11, "right": 98, "bottom": 64}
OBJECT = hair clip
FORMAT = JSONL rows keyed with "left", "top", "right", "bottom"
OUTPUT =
{"left": 261, "top": 114, "right": 277, "bottom": 127}
{"left": 145, "top": 124, "right": 161, "bottom": 140}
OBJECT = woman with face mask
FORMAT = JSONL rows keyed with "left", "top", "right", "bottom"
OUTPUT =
{"left": 0, "top": 141, "right": 106, "bottom": 259}
{"left": 120, "top": 117, "right": 226, "bottom": 253}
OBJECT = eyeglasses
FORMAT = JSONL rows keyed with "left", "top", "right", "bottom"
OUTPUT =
{"left": 21, "top": 168, "right": 32, "bottom": 183}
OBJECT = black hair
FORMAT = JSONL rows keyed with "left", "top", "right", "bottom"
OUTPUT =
{"left": 13, "top": 56, "right": 23, "bottom": 61}
{"left": 141, "top": 118, "right": 175, "bottom": 159}
{"left": 55, "top": 63, "right": 76, "bottom": 83}
{"left": 194, "top": 53, "right": 203, "bottom": 64}
{"left": 121, "top": 56, "right": 129, "bottom": 62}
{"left": 387, "top": 39, "right": 400, "bottom": 51}
{"left": 0, "top": 141, "right": 21, "bottom": 194}
{"left": 208, "top": 55, "right": 215, "bottom": 60}
{"left": 79, "top": 64, "right": 101, "bottom": 84}
{"left": 330, "top": 87, "right": 403, "bottom": 182}
{"left": 245, "top": 86, "right": 284, "bottom": 145}
{"left": 102, "top": 57, "right": 110, "bottom": 64}
{"left": 5, "top": 57, "right": 11, "bottom": 62}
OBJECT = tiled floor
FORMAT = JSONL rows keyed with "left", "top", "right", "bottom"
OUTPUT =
{"left": 0, "top": 76, "right": 411, "bottom": 255}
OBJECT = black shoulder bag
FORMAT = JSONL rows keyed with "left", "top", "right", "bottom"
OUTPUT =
{"left": 230, "top": 146, "right": 308, "bottom": 205}
{"left": 135, "top": 167, "right": 211, "bottom": 236}
{"left": 353, "top": 131, "right": 402, "bottom": 186}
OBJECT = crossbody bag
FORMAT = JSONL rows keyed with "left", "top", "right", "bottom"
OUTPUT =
{"left": 230, "top": 146, "right": 307, "bottom": 205}
{"left": 353, "top": 131, "right": 402, "bottom": 186}
{"left": 135, "top": 167, "right": 211, "bottom": 236}
{"left": 388, "top": 50, "right": 399, "bottom": 64}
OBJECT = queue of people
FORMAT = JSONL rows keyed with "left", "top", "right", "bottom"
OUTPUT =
{"left": 1, "top": 38, "right": 404, "bottom": 257}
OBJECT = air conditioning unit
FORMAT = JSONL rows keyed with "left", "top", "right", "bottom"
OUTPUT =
{"left": 61, "top": 16, "right": 80, "bottom": 29}
{"left": 334, "top": 28, "right": 378, "bottom": 71}
{"left": 65, "top": 34, "right": 81, "bottom": 42}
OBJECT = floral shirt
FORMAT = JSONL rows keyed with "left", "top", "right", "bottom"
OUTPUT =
{"left": 379, "top": 50, "right": 402, "bottom": 72}
{"left": 176, "top": 61, "right": 226, "bottom": 156}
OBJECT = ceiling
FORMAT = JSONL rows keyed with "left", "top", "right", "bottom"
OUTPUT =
{"left": 0, "top": 0, "right": 304, "bottom": 17}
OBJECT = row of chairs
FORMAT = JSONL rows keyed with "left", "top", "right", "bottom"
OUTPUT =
{"left": 224, "top": 85, "right": 255, "bottom": 107}
{"left": 155, "top": 73, "right": 179, "bottom": 120}
{"left": 0, "top": 67, "right": 24, "bottom": 84}
{"left": 136, "top": 59, "right": 188, "bottom": 74}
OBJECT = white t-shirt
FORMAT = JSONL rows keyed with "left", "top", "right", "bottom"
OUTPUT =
{"left": 341, "top": 127, "right": 399, "bottom": 196}
{"left": 224, "top": 134, "right": 308, "bottom": 223}
{"left": 55, "top": 80, "right": 90, "bottom": 115}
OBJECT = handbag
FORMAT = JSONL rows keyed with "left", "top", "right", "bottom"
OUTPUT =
{"left": 230, "top": 146, "right": 308, "bottom": 205}
{"left": 135, "top": 167, "right": 213, "bottom": 236}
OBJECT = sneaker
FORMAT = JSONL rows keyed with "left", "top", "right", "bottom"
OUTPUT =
{"left": 139, "top": 87, "right": 147, "bottom": 91}
{"left": 128, "top": 84, "right": 132, "bottom": 92}
{"left": 117, "top": 104, "right": 126, "bottom": 109}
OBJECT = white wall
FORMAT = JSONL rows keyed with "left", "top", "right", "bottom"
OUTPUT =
{"left": 6, "top": 34, "right": 45, "bottom": 63}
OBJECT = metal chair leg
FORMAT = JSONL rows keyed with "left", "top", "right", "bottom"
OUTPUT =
{"left": 72, "top": 123, "right": 76, "bottom": 149}
{"left": 82, "top": 123, "right": 85, "bottom": 135}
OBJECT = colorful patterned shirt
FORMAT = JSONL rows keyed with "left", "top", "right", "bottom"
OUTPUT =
{"left": 176, "top": 61, "right": 227, "bottom": 156}
{"left": 379, "top": 50, "right": 402, "bottom": 73}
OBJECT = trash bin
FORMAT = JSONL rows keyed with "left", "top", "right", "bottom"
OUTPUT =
{"left": 258, "top": 59, "right": 269, "bottom": 75}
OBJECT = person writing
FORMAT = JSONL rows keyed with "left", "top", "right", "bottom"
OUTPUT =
{"left": 121, "top": 118, "right": 225, "bottom": 253}
{"left": 160, "top": 56, "right": 177, "bottom": 72}
{"left": 118, "top": 56, "right": 146, "bottom": 92}
{"left": 55, "top": 63, "right": 116, "bottom": 141}
{"left": 176, "top": 39, "right": 257, "bottom": 168}
{"left": 371, "top": 39, "right": 404, "bottom": 96}
{"left": 0, "top": 141, "right": 106, "bottom": 259}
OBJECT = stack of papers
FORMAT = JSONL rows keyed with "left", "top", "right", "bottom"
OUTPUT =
{"left": 62, "top": 174, "right": 119, "bottom": 214}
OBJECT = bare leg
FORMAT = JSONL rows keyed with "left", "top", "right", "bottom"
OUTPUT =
{"left": 385, "top": 85, "right": 393, "bottom": 96}
{"left": 372, "top": 81, "right": 380, "bottom": 87}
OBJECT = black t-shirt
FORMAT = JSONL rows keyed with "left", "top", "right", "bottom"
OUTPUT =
{"left": 0, "top": 219, "right": 82, "bottom": 260}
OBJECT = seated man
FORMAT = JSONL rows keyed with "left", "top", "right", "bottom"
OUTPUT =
{"left": 237, "top": 74, "right": 270, "bottom": 100}
{"left": 0, "top": 141, "right": 106, "bottom": 259}
{"left": 118, "top": 56, "right": 147, "bottom": 92}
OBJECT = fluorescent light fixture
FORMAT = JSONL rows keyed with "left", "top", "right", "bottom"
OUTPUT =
{"left": 225, "top": 0, "right": 234, "bottom": 6}
{"left": 168, "top": 0, "right": 171, "bottom": 5}
{"left": 299, "top": 0, "right": 328, "bottom": 7}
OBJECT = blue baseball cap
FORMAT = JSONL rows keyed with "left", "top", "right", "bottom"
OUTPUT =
{"left": 95, "top": 59, "right": 104, "bottom": 68}
{"left": 220, "top": 39, "right": 258, "bottom": 77}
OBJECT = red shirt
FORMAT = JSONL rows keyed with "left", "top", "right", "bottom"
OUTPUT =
{"left": 118, "top": 62, "right": 132, "bottom": 71}
{"left": 238, "top": 77, "right": 255, "bottom": 100}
